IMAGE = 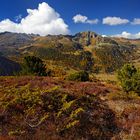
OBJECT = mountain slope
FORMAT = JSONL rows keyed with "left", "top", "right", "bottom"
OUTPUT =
{"left": 0, "top": 32, "right": 35, "bottom": 56}
{"left": 0, "top": 56, "right": 20, "bottom": 75}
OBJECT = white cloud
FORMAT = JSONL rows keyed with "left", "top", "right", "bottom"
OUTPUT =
{"left": 73, "top": 14, "right": 99, "bottom": 24}
{"left": 73, "top": 14, "right": 87, "bottom": 23}
{"left": 103, "top": 17, "right": 129, "bottom": 25}
{"left": 112, "top": 31, "right": 140, "bottom": 39}
{"left": 131, "top": 18, "right": 140, "bottom": 25}
{"left": 0, "top": 2, "right": 69, "bottom": 36}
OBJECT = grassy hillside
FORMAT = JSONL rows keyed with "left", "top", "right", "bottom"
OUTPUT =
{"left": 113, "top": 37, "right": 140, "bottom": 68}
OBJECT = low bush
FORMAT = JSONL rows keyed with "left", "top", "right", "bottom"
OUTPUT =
{"left": 67, "top": 71, "right": 89, "bottom": 82}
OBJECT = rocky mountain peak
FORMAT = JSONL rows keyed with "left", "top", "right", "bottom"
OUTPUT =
{"left": 73, "top": 31, "right": 98, "bottom": 46}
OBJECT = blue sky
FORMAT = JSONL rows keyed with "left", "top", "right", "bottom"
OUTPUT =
{"left": 0, "top": 0, "right": 140, "bottom": 38}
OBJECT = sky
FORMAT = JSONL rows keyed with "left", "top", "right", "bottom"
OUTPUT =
{"left": 0, "top": 0, "right": 140, "bottom": 38}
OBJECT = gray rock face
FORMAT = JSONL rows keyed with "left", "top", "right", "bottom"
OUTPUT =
{"left": 73, "top": 31, "right": 98, "bottom": 46}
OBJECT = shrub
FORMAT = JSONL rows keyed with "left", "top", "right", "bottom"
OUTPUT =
{"left": 21, "top": 56, "right": 47, "bottom": 76}
{"left": 132, "top": 71, "right": 140, "bottom": 94}
{"left": 117, "top": 64, "right": 140, "bottom": 94}
{"left": 67, "top": 71, "right": 89, "bottom": 82}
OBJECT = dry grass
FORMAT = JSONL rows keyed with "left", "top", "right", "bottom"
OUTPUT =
{"left": 95, "top": 73, "right": 118, "bottom": 84}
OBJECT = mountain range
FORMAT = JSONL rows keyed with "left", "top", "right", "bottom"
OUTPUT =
{"left": 0, "top": 31, "right": 140, "bottom": 75}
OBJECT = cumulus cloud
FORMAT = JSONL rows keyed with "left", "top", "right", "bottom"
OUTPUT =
{"left": 131, "top": 18, "right": 140, "bottom": 25}
{"left": 103, "top": 17, "right": 129, "bottom": 25}
{"left": 73, "top": 14, "right": 99, "bottom": 24}
{"left": 112, "top": 31, "right": 140, "bottom": 39}
{"left": 0, "top": 2, "right": 69, "bottom": 36}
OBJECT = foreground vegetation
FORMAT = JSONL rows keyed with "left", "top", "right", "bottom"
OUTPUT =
{"left": 0, "top": 76, "right": 140, "bottom": 140}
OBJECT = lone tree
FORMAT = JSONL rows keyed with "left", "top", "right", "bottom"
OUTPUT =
{"left": 117, "top": 64, "right": 140, "bottom": 94}
{"left": 21, "top": 56, "right": 47, "bottom": 76}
